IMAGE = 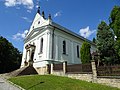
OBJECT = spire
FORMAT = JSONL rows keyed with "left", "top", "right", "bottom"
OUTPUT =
{"left": 48, "top": 14, "right": 52, "bottom": 20}
{"left": 37, "top": 0, "right": 40, "bottom": 14}
{"left": 42, "top": 11, "right": 45, "bottom": 18}
{"left": 48, "top": 14, "right": 52, "bottom": 23}
{"left": 37, "top": 6, "right": 40, "bottom": 14}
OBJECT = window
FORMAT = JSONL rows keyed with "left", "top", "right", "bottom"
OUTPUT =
{"left": 77, "top": 45, "right": 80, "bottom": 58}
{"left": 63, "top": 40, "right": 66, "bottom": 54}
{"left": 33, "top": 26, "right": 34, "bottom": 29}
{"left": 38, "top": 21, "right": 40, "bottom": 24}
{"left": 40, "top": 38, "right": 43, "bottom": 53}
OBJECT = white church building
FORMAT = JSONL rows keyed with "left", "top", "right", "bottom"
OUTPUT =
{"left": 21, "top": 7, "right": 96, "bottom": 70}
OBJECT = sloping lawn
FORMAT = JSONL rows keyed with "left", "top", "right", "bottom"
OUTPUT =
{"left": 9, "top": 75, "right": 120, "bottom": 90}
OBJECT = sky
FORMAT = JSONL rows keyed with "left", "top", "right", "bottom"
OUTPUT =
{"left": 0, "top": 0, "right": 120, "bottom": 52}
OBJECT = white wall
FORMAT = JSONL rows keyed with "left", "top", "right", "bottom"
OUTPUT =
{"left": 53, "top": 28, "right": 96, "bottom": 64}
{"left": 53, "top": 28, "right": 83, "bottom": 64}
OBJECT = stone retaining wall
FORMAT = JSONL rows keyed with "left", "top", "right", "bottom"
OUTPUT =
{"left": 53, "top": 70, "right": 65, "bottom": 76}
{"left": 66, "top": 73, "right": 93, "bottom": 82}
{"left": 35, "top": 67, "right": 47, "bottom": 75}
{"left": 96, "top": 77, "right": 120, "bottom": 88}
{"left": 52, "top": 71, "right": 93, "bottom": 82}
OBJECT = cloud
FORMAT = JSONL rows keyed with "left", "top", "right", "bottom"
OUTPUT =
{"left": 79, "top": 26, "right": 96, "bottom": 38}
{"left": 4, "top": 0, "right": 34, "bottom": 10}
{"left": 21, "top": 16, "right": 32, "bottom": 23}
{"left": 54, "top": 11, "right": 61, "bottom": 18}
{"left": 13, "top": 30, "right": 28, "bottom": 40}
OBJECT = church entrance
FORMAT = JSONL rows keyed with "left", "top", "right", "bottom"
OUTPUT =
{"left": 31, "top": 51, "right": 35, "bottom": 61}
{"left": 25, "top": 44, "right": 36, "bottom": 66}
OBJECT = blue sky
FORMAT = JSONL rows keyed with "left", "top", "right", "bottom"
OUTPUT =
{"left": 0, "top": 0, "right": 120, "bottom": 52}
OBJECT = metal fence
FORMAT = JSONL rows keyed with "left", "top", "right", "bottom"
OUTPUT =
{"left": 67, "top": 63, "right": 92, "bottom": 73}
{"left": 97, "top": 65, "right": 120, "bottom": 76}
{"left": 53, "top": 63, "right": 63, "bottom": 70}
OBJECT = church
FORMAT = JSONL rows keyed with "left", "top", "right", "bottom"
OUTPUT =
{"left": 21, "top": 7, "right": 96, "bottom": 73}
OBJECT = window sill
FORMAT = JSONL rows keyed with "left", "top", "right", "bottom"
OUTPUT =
{"left": 38, "top": 52, "right": 43, "bottom": 55}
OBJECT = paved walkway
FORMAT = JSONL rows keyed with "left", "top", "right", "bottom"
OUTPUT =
{"left": 0, "top": 77, "right": 21, "bottom": 90}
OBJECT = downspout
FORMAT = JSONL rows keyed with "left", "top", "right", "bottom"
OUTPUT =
{"left": 51, "top": 27, "right": 55, "bottom": 59}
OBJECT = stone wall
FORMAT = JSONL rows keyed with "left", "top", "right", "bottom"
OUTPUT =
{"left": 53, "top": 70, "right": 65, "bottom": 76}
{"left": 35, "top": 67, "right": 47, "bottom": 75}
{"left": 66, "top": 73, "right": 93, "bottom": 82}
{"left": 52, "top": 70, "right": 93, "bottom": 82}
{"left": 96, "top": 77, "right": 120, "bottom": 88}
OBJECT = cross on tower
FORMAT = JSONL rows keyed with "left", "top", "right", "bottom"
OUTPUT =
{"left": 36, "top": 0, "right": 40, "bottom": 14}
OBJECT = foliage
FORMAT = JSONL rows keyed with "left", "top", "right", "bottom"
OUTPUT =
{"left": 9, "top": 75, "right": 119, "bottom": 90}
{"left": 109, "top": 6, "right": 120, "bottom": 59}
{"left": 96, "top": 21, "right": 116, "bottom": 65}
{"left": 0, "top": 36, "right": 22, "bottom": 73}
{"left": 80, "top": 42, "right": 91, "bottom": 64}
{"left": 109, "top": 6, "right": 120, "bottom": 38}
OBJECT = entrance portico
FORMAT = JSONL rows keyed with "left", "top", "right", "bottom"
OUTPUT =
{"left": 24, "top": 44, "right": 36, "bottom": 66}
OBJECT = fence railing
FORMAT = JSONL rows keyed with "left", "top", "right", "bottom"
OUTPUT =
{"left": 47, "top": 61, "right": 120, "bottom": 76}
{"left": 97, "top": 65, "right": 120, "bottom": 76}
{"left": 67, "top": 63, "right": 92, "bottom": 73}
{"left": 53, "top": 63, "right": 63, "bottom": 70}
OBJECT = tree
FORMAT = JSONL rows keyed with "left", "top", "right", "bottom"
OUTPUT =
{"left": 109, "top": 6, "right": 120, "bottom": 38}
{"left": 80, "top": 42, "right": 91, "bottom": 64}
{"left": 0, "top": 36, "right": 22, "bottom": 73}
{"left": 109, "top": 6, "right": 120, "bottom": 59}
{"left": 96, "top": 21, "right": 116, "bottom": 65}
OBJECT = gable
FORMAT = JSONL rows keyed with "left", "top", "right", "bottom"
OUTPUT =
{"left": 24, "top": 25, "right": 48, "bottom": 43}
{"left": 26, "top": 13, "right": 50, "bottom": 38}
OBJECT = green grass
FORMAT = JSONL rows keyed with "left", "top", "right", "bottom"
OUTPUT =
{"left": 9, "top": 75, "right": 120, "bottom": 90}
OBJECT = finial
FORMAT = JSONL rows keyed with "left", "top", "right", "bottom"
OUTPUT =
{"left": 42, "top": 11, "right": 45, "bottom": 18}
{"left": 48, "top": 14, "right": 51, "bottom": 20}
{"left": 37, "top": 6, "right": 40, "bottom": 14}
{"left": 37, "top": 0, "right": 40, "bottom": 14}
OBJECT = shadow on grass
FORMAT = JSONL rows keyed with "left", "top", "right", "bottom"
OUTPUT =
{"left": 27, "top": 81, "right": 44, "bottom": 90}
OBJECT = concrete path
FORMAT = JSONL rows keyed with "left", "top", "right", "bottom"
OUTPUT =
{"left": 0, "top": 77, "right": 21, "bottom": 90}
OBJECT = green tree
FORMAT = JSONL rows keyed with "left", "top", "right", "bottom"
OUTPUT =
{"left": 0, "top": 36, "right": 22, "bottom": 73}
{"left": 96, "top": 21, "right": 116, "bottom": 65}
{"left": 109, "top": 6, "right": 120, "bottom": 38}
{"left": 80, "top": 42, "right": 91, "bottom": 64}
{"left": 109, "top": 6, "right": 120, "bottom": 60}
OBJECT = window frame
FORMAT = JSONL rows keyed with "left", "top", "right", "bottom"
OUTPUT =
{"left": 77, "top": 45, "right": 80, "bottom": 58}
{"left": 40, "top": 38, "right": 43, "bottom": 53}
{"left": 63, "top": 40, "right": 66, "bottom": 54}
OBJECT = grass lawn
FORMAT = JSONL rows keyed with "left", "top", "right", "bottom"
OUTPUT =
{"left": 9, "top": 75, "right": 120, "bottom": 90}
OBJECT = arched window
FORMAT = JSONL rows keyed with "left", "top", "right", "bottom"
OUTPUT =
{"left": 63, "top": 40, "right": 66, "bottom": 54}
{"left": 77, "top": 45, "right": 79, "bottom": 58}
{"left": 40, "top": 38, "right": 43, "bottom": 53}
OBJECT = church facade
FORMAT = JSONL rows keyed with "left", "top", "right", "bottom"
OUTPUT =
{"left": 21, "top": 8, "right": 96, "bottom": 69}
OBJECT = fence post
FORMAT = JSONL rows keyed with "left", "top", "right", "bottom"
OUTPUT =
{"left": 91, "top": 60, "right": 97, "bottom": 82}
{"left": 63, "top": 61, "right": 67, "bottom": 74}
{"left": 46, "top": 64, "right": 49, "bottom": 74}
{"left": 51, "top": 63, "right": 54, "bottom": 74}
